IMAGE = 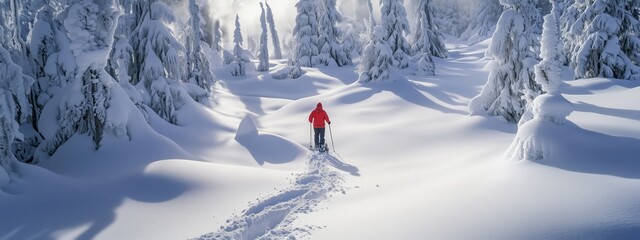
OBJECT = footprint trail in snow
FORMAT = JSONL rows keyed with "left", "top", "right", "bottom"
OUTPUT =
{"left": 195, "top": 152, "right": 346, "bottom": 240}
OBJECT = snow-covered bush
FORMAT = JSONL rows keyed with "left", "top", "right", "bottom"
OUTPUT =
{"left": 272, "top": 65, "right": 306, "bottom": 79}
{"left": 292, "top": 0, "right": 319, "bottom": 67}
{"left": 468, "top": 0, "right": 542, "bottom": 123}
{"left": 416, "top": 53, "right": 435, "bottom": 76}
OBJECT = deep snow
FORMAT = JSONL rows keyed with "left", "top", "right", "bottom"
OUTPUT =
{"left": 2, "top": 39, "right": 640, "bottom": 239}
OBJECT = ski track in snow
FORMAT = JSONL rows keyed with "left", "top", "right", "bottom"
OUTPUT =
{"left": 195, "top": 151, "right": 345, "bottom": 240}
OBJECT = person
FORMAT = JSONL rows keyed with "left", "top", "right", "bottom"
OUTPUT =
{"left": 308, "top": 102, "right": 331, "bottom": 151}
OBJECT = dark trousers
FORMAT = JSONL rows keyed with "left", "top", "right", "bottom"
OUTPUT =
{"left": 314, "top": 127, "right": 325, "bottom": 147}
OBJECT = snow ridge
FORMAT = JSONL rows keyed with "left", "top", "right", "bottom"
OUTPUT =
{"left": 196, "top": 152, "right": 344, "bottom": 240}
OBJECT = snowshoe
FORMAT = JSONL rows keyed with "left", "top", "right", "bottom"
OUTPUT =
{"left": 318, "top": 144, "right": 328, "bottom": 153}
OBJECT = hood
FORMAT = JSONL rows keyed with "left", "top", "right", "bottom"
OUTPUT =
{"left": 316, "top": 102, "right": 323, "bottom": 110}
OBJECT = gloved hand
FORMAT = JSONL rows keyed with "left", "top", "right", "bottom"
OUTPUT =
{"left": 328, "top": 121, "right": 331, "bottom": 125}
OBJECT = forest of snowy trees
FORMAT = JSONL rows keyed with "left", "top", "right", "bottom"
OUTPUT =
{"left": 1, "top": 0, "right": 640, "bottom": 185}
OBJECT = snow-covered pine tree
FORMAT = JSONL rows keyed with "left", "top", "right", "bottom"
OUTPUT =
{"left": 412, "top": 0, "right": 447, "bottom": 59}
{"left": 559, "top": 0, "right": 588, "bottom": 66}
{"left": 265, "top": 1, "right": 282, "bottom": 59}
{"left": 65, "top": 0, "right": 125, "bottom": 148}
{"left": 293, "top": 0, "right": 319, "bottom": 67}
{"left": 535, "top": 13, "right": 563, "bottom": 95}
{"left": 341, "top": 20, "right": 365, "bottom": 62}
{"left": 508, "top": 12, "right": 573, "bottom": 161}
{"left": 468, "top": 0, "right": 542, "bottom": 123}
{"left": 0, "top": 26, "right": 33, "bottom": 182}
{"left": 131, "top": 0, "right": 189, "bottom": 124}
{"left": 26, "top": 5, "right": 56, "bottom": 129}
{"left": 358, "top": 26, "right": 395, "bottom": 83}
{"left": 231, "top": 14, "right": 247, "bottom": 77}
{"left": 414, "top": 9, "right": 436, "bottom": 76}
{"left": 460, "top": 0, "right": 502, "bottom": 44}
{"left": 317, "top": 0, "right": 351, "bottom": 66}
{"left": 257, "top": 2, "right": 269, "bottom": 72}
{"left": 366, "top": 0, "right": 376, "bottom": 29}
{"left": 213, "top": 20, "right": 223, "bottom": 53}
{"left": 33, "top": 0, "right": 125, "bottom": 158}
{"left": 185, "top": 0, "right": 214, "bottom": 101}
{"left": 566, "top": 0, "right": 640, "bottom": 80}
{"left": 431, "top": 0, "right": 470, "bottom": 38}
{"left": 380, "top": 0, "right": 411, "bottom": 69}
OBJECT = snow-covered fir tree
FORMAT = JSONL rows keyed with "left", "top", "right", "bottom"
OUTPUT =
{"left": 185, "top": 0, "right": 214, "bottom": 101}
{"left": 535, "top": 13, "right": 563, "bottom": 95}
{"left": 341, "top": 18, "right": 366, "bottom": 62}
{"left": 380, "top": 0, "right": 412, "bottom": 69}
{"left": 460, "top": 0, "right": 502, "bottom": 43}
{"left": 0, "top": 25, "right": 33, "bottom": 181}
{"left": 34, "top": 0, "right": 125, "bottom": 159}
{"left": 358, "top": 26, "right": 395, "bottom": 83}
{"left": 412, "top": 0, "right": 448, "bottom": 58}
{"left": 431, "top": 1, "right": 469, "bottom": 38}
{"left": 130, "top": 0, "right": 189, "bottom": 124}
{"left": 468, "top": 0, "right": 542, "bottom": 123}
{"left": 257, "top": 2, "right": 269, "bottom": 72}
{"left": 564, "top": 0, "right": 640, "bottom": 80}
{"left": 317, "top": 0, "right": 351, "bottom": 66}
{"left": 508, "top": 12, "right": 573, "bottom": 161}
{"left": 265, "top": 1, "right": 282, "bottom": 59}
{"left": 293, "top": 0, "right": 319, "bottom": 67}
{"left": 212, "top": 20, "right": 223, "bottom": 53}
{"left": 231, "top": 14, "right": 248, "bottom": 77}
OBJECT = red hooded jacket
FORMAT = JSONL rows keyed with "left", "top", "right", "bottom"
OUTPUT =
{"left": 309, "top": 103, "right": 330, "bottom": 128}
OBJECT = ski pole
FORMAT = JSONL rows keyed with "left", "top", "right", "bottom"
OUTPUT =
{"left": 328, "top": 123, "right": 335, "bottom": 153}
{"left": 309, "top": 123, "right": 313, "bottom": 149}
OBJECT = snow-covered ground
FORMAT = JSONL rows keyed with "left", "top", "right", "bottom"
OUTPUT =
{"left": 2, "top": 39, "right": 640, "bottom": 240}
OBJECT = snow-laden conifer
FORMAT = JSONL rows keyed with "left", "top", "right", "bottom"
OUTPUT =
{"left": 317, "top": 0, "right": 350, "bottom": 66}
{"left": 293, "top": 0, "right": 319, "bottom": 67}
{"left": 468, "top": 0, "right": 542, "bottom": 123}
{"left": 185, "top": 0, "right": 214, "bottom": 101}
{"left": 565, "top": 0, "right": 640, "bottom": 80}
{"left": 508, "top": 13, "right": 573, "bottom": 161}
{"left": 213, "top": 20, "right": 223, "bottom": 53}
{"left": 265, "top": 1, "right": 282, "bottom": 59}
{"left": 33, "top": 0, "right": 124, "bottom": 159}
{"left": 231, "top": 14, "right": 248, "bottom": 77}
{"left": 257, "top": 2, "right": 269, "bottom": 72}
{"left": 460, "top": 0, "right": 502, "bottom": 44}
{"left": 380, "top": 0, "right": 411, "bottom": 69}
{"left": 358, "top": 26, "right": 394, "bottom": 83}
{"left": 131, "top": 0, "right": 189, "bottom": 124}
{"left": 0, "top": 26, "right": 33, "bottom": 184}
{"left": 412, "top": 0, "right": 447, "bottom": 58}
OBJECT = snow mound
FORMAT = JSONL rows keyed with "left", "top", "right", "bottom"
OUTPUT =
{"left": 235, "top": 115, "right": 307, "bottom": 165}
{"left": 196, "top": 152, "right": 344, "bottom": 240}
{"left": 532, "top": 94, "right": 573, "bottom": 125}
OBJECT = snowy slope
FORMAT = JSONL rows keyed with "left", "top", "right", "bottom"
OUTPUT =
{"left": 2, "top": 38, "right": 640, "bottom": 240}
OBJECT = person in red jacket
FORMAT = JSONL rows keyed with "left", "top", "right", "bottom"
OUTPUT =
{"left": 308, "top": 102, "right": 331, "bottom": 151}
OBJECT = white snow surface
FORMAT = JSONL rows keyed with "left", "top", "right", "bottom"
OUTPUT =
{"left": 2, "top": 38, "right": 640, "bottom": 240}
